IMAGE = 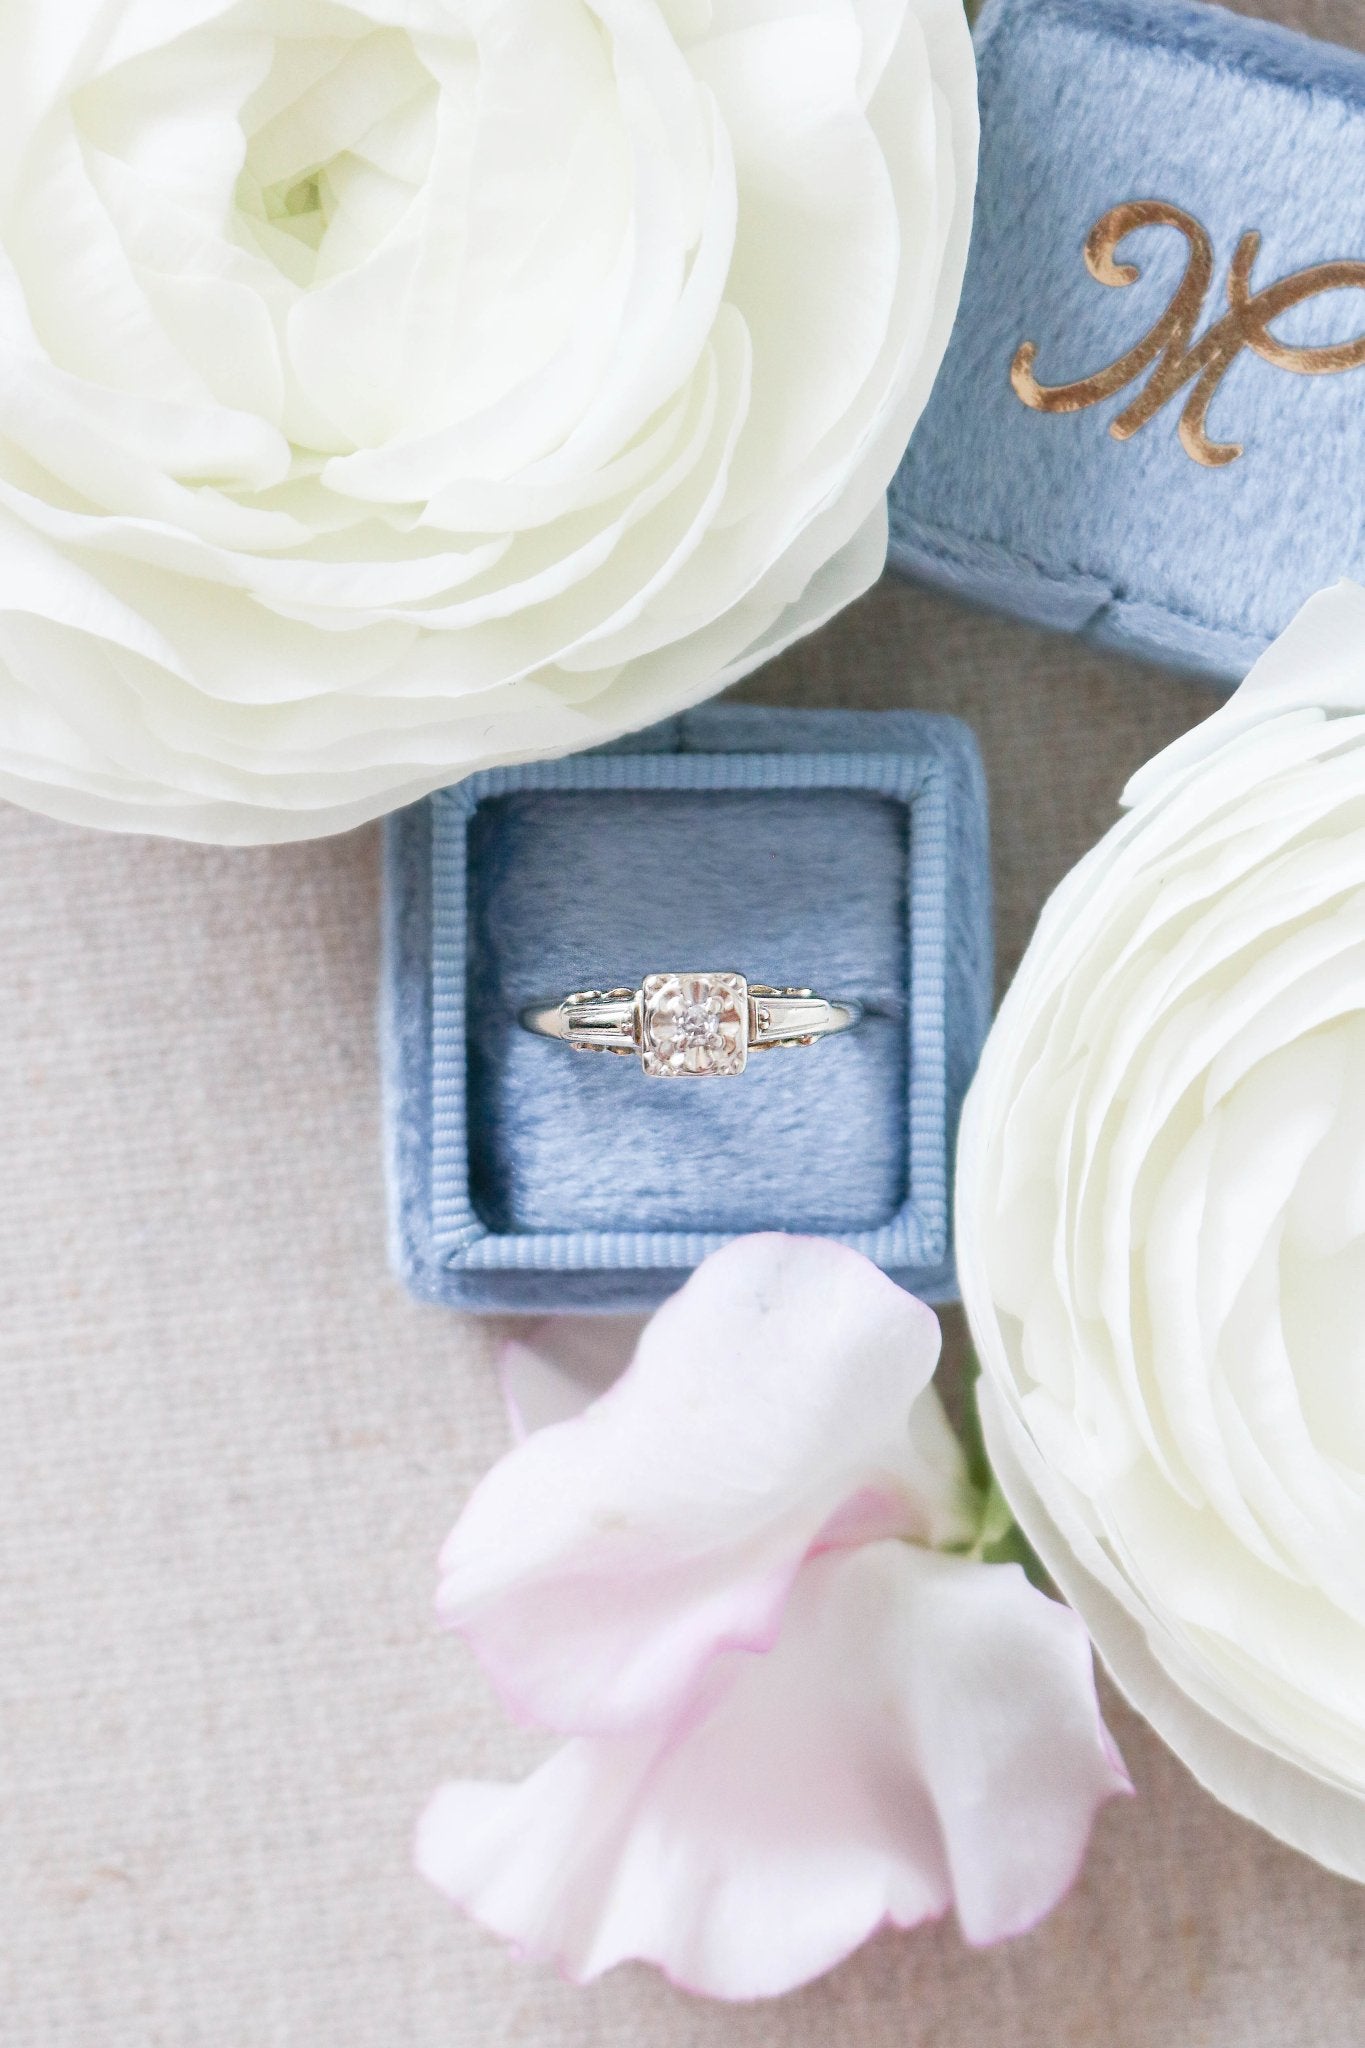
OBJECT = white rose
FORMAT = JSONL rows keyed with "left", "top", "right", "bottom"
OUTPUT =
{"left": 957, "top": 583, "right": 1365, "bottom": 1883}
{"left": 0, "top": 0, "right": 976, "bottom": 843}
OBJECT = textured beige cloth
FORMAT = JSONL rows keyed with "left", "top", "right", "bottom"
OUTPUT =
{"left": 5, "top": 1, "right": 1365, "bottom": 2036}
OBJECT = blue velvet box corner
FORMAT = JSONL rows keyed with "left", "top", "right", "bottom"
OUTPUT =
{"left": 890, "top": 0, "right": 1365, "bottom": 684}
{"left": 382, "top": 707, "right": 992, "bottom": 1315}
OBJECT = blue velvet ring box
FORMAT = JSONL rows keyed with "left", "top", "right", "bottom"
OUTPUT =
{"left": 890, "top": 0, "right": 1365, "bottom": 685}
{"left": 383, "top": 707, "right": 991, "bottom": 1315}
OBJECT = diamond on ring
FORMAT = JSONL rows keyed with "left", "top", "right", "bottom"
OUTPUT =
{"left": 641, "top": 971, "right": 748, "bottom": 1078}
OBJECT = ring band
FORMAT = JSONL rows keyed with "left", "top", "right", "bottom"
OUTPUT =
{"left": 520, "top": 971, "right": 859, "bottom": 1078}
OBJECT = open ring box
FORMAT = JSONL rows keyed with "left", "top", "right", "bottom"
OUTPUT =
{"left": 890, "top": 0, "right": 1365, "bottom": 685}
{"left": 382, "top": 706, "right": 991, "bottom": 1314}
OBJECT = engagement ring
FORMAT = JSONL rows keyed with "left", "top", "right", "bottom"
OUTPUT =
{"left": 520, "top": 972, "right": 860, "bottom": 1079}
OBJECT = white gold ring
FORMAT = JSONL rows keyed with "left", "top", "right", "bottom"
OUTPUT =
{"left": 520, "top": 971, "right": 860, "bottom": 1079}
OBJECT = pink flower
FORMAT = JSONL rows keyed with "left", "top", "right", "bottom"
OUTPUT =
{"left": 418, "top": 1236, "right": 1130, "bottom": 2001}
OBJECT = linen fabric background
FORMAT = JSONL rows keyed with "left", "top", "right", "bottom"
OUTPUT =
{"left": 2, "top": 3, "right": 1364, "bottom": 2043}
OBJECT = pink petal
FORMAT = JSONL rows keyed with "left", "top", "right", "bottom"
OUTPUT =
{"left": 436, "top": 1235, "right": 973, "bottom": 1734}
{"left": 886, "top": 1550, "right": 1133, "bottom": 1944}
{"left": 499, "top": 1316, "right": 647, "bottom": 1439}
{"left": 417, "top": 1543, "right": 1130, "bottom": 1999}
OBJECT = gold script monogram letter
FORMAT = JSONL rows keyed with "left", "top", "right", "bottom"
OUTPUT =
{"left": 1010, "top": 200, "right": 1365, "bottom": 468}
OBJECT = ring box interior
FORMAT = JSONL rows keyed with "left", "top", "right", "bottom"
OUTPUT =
{"left": 890, "top": 0, "right": 1365, "bottom": 685}
{"left": 383, "top": 706, "right": 991, "bottom": 1314}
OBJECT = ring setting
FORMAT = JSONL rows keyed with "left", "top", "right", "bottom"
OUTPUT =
{"left": 520, "top": 971, "right": 859, "bottom": 1079}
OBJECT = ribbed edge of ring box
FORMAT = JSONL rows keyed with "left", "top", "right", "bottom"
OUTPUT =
{"left": 381, "top": 706, "right": 992, "bottom": 1315}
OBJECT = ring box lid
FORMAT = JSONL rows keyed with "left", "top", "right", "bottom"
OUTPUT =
{"left": 890, "top": 0, "right": 1365, "bottom": 684}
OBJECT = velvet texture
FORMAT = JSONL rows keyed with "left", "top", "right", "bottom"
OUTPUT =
{"left": 383, "top": 708, "right": 991, "bottom": 1314}
{"left": 889, "top": 0, "right": 1365, "bottom": 685}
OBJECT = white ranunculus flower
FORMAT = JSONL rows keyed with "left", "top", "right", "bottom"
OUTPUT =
{"left": 957, "top": 582, "right": 1365, "bottom": 1883}
{"left": 0, "top": 0, "right": 976, "bottom": 843}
